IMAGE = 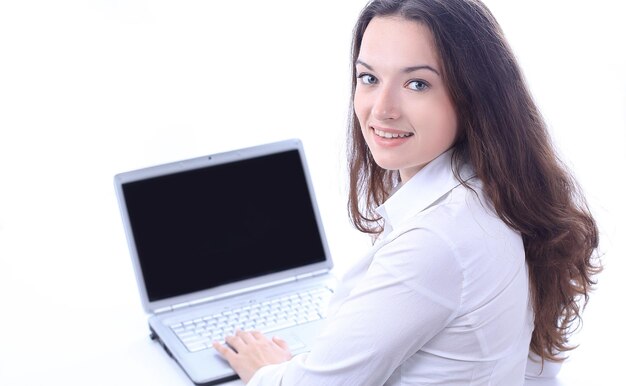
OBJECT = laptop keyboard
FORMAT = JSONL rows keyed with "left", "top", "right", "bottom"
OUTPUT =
{"left": 170, "top": 286, "right": 334, "bottom": 352}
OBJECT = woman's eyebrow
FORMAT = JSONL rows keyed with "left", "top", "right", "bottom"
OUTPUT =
{"left": 403, "top": 64, "right": 440, "bottom": 76}
{"left": 356, "top": 59, "right": 440, "bottom": 76}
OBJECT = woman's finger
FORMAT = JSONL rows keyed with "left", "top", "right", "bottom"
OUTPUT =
{"left": 272, "top": 336, "right": 290, "bottom": 350}
{"left": 224, "top": 334, "right": 246, "bottom": 351}
{"left": 250, "top": 330, "right": 264, "bottom": 340}
{"left": 236, "top": 329, "right": 256, "bottom": 344}
{"left": 212, "top": 341, "right": 236, "bottom": 361}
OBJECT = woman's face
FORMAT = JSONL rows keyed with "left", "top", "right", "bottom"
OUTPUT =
{"left": 354, "top": 16, "right": 458, "bottom": 182}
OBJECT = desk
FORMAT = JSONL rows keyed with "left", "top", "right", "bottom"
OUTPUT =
{"left": 0, "top": 265, "right": 621, "bottom": 386}
{"left": 1, "top": 327, "right": 566, "bottom": 386}
{"left": 0, "top": 332, "right": 590, "bottom": 386}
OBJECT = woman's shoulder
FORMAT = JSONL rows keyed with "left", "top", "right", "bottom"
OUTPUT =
{"left": 395, "top": 177, "right": 525, "bottom": 268}
{"left": 407, "top": 177, "right": 504, "bottom": 235}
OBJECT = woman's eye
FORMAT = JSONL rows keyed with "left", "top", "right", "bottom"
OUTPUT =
{"left": 357, "top": 73, "right": 377, "bottom": 85}
{"left": 407, "top": 80, "right": 429, "bottom": 91}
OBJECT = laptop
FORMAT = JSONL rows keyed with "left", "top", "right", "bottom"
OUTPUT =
{"left": 114, "top": 138, "right": 337, "bottom": 385}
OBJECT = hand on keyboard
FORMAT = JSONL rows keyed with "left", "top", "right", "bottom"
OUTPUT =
{"left": 213, "top": 329, "right": 293, "bottom": 384}
{"left": 170, "top": 286, "right": 333, "bottom": 353}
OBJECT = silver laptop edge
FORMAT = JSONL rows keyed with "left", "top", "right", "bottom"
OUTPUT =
{"left": 114, "top": 138, "right": 334, "bottom": 315}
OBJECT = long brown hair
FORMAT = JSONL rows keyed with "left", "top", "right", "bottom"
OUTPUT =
{"left": 347, "top": 0, "right": 601, "bottom": 364}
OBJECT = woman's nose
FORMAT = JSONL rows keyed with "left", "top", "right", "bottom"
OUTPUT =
{"left": 372, "top": 86, "right": 400, "bottom": 121}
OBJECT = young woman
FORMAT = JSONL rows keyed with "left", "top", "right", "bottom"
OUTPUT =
{"left": 213, "top": 0, "right": 601, "bottom": 384}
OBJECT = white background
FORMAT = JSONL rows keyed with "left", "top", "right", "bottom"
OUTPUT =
{"left": 0, "top": 1, "right": 624, "bottom": 385}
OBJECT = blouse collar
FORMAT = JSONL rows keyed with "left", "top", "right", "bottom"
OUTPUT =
{"left": 375, "top": 149, "right": 476, "bottom": 234}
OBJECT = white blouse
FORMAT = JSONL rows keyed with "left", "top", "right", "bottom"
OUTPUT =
{"left": 249, "top": 150, "right": 539, "bottom": 385}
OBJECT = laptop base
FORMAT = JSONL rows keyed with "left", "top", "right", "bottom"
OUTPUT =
{"left": 150, "top": 326, "right": 240, "bottom": 386}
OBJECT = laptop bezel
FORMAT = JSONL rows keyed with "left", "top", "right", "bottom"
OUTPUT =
{"left": 114, "top": 138, "right": 334, "bottom": 315}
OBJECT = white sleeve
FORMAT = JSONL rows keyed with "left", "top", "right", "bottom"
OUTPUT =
{"left": 248, "top": 228, "right": 463, "bottom": 386}
{"left": 524, "top": 351, "right": 563, "bottom": 379}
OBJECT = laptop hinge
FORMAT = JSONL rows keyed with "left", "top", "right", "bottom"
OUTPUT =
{"left": 152, "top": 270, "right": 329, "bottom": 314}
{"left": 295, "top": 269, "right": 328, "bottom": 281}
{"left": 154, "top": 306, "right": 173, "bottom": 314}
{"left": 154, "top": 301, "right": 192, "bottom": 315}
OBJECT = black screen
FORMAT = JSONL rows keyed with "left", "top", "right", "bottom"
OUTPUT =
{"left": 122, "top": 149, "right": 327, "bottom": 302}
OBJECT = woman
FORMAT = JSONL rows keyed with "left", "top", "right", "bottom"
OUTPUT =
{"left": 213, "top": 0, "right": 601, "bottom": 384}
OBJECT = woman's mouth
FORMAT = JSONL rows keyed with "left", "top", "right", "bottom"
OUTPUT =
{"left": 373, "top": 127, "right": 414, "bottom": 139}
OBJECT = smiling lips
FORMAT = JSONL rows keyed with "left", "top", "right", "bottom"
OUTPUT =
{"left": 372, "top": 127, "right": 414, "bottom": 139}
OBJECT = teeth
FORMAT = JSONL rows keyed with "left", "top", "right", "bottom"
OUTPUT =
{"left": 374, "top": 128, "right": 412, "bottom": 139}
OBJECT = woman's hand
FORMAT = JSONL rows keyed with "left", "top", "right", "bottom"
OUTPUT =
{"left": 213, "top": 329, "right": 293, "bottom": 384}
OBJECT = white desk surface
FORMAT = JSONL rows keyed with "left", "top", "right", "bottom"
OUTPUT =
{"left": 0, "top": 258, "right": 622, "bottom": 386}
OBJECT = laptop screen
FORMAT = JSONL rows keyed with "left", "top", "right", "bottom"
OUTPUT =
{"left": 120, "top": 149, "right": 327, "bottom": 302}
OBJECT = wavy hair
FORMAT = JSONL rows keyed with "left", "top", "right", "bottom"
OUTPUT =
{"left": 347, "top": 0, "right": 601, "bottom": 364}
